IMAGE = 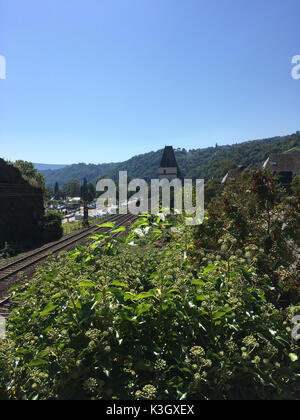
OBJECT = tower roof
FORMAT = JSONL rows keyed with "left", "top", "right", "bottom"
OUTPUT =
{"left": 159, "top": 146, "right": 178, "bottom": 167}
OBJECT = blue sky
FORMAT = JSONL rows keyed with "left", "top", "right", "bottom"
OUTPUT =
{"left": 0, "top": 0, "right": 299, "bottom": 164}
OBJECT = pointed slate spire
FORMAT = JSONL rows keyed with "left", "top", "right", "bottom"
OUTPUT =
{"left": 160, "top": 146, "right": 178, "bottom": 167}
{"left": 158, "top": 146, "right": 181, "bottom": 180}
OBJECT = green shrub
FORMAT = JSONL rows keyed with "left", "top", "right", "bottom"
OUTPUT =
{"left": 0, "top": 216, "right": 299, "bottom": 400}
{"left": 0, "top": 242, "right": 17, "bottom": 259}
{"left": 43, "top": 211, "right": 63, "bottom": 243}
{"left": 194, "top": 171, "right": 300, "bottom": 306}
{"left": 291, "top": 174, "right": 300, "bottom": 196}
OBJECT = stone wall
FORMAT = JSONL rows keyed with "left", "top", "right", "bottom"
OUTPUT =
{"left": 0, "top": 159, "right": 44, "bottom": 249}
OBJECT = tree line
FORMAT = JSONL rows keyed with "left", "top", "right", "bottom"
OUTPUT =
{"left": 53, "top": 179, "right": 96, "bottom": 202}
{"left": 40, "top": 131, "right": 300, "bottom": 186}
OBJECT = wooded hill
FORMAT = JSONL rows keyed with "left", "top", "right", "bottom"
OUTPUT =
{"left": 41, "top": 131, "right": 300, "bottom": 187}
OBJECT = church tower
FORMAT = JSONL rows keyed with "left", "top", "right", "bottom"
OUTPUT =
{"left": 158, "top": 146, "right": 181, "bottom": 180}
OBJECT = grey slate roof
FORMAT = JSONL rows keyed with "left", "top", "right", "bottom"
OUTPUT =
{"left": 263, "top": 152, "right": 300, "bottom": 173}
{"left": 159, "top": 146, "right": 178, "bottom": 167}
{"left": 221, "top": 166, "right": 247, "bottom": 184}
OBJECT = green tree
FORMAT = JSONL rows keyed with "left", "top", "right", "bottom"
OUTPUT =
{"left": 45, "top": 186, "right": 54, "bottom": 202}
{"left": 193, "top": 170, "right": 299, "bottom": 305}
{"left": 54, "top": 182, "right": 60, "bottom": 199}
{"left": 62, "top": 179, "right": 81, "bottom": 197}
{"left": 291, "top": 174, "right": 300, "bottom": 196}
{"left": 204, "top": 178, "right": 223, "bottom": 203}
{"left": 43, "top": 210, "right": 63, "bottom": 242}
{"left": 40, "top": 131, "right": 300, "bottom": 186}
{"left": 87, "top": 182, "right": 96, "bottom": 202}
{"left": 14, "top": 160, "right": 46, "bottom": 193}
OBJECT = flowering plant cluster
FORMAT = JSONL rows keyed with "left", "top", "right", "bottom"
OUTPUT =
{"left": 0, "top": 175, "right": 299, "bottom": 400}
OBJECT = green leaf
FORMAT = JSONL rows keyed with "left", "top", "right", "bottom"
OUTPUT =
{"left": 29, "top": 358, "right": 48, "bottom": 367}
{"left": 97, "top": 222, "right": 115, "bottom": 228}
{"left": 109, "top": 281, "right": 127, "bottom": 288}
{"left": 136, "top": 291, "right": 156, "bottom": 299}
{"left": 203, "top": 264, "right": 218, "bottom": 274}
{"left": 192, "top": 280, "right": 205, "bottom": 286}
{"left": 196, "top": 294, "right": 209, "bottom": 301}
{"left": 111, "top": 226, "right": 126, "bottom": 233}
{"left": 167, "top": 289, "right": 181, "bottom": 296}
{"left": 78, "top": 281, "right": 97, "bottom": 288}
{"left": 89, "top": 234, "right": 104, "bottom": 240}
{"left": 289, "top": 353, "right": 298, "bottom": 362}
{"left": 8, "top": 284, "right": 23, "bottom": 292}
{"left": 124, "top": 290, "right": 155, "bottom": 301}
{"left": 236, "top": 266, "right": 252, "bottom": 282}
{"left": 213, "top": 309, "right": 232, "bottom": 319}
{"left": 40, "top": 303, "right": 58, "bottom": 317}
{"left": 135, "top": 303, "right": 152, "bottom": 317}
{"left": 15, "top": 348, "right": 32, "bottom": 356}
{"left": 124, "top": 292, "right": 135, "bottom": 301}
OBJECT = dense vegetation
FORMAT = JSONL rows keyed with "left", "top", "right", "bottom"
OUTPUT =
{"left": 43, "top": 211, "right": 63, "bottom": 243}
{"left": 62, "top": 216, "right": 109, "bottom": 236}
{"left": 0, "top": 159, "right": 46, "bottom": 254}
{"left": 14, "top": 160, "right": 46, "bottom": 194}
{"left": 0, "top": 172, "right": 299, "bottom": 400}
{"left": 41, "top": 131, "right": 300, "bottom": 187}
{"left": 0, "top": 159, "right": 63, "bottom": 255}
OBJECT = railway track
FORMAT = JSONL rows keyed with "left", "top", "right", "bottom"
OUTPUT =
{"left": 0, "top": 213, "right": 137, "bottom": 316}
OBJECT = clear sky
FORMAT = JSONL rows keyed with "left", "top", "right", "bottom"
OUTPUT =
{"left": 0, "top": 0, "right": 299, "bottom": 164}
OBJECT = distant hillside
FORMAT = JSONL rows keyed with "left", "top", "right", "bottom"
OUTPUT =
{"left": 41, "top": 131, "right": 300, "bottom": 187}
{"left": 34, "top": 163, "right": 68, "bottom": 171}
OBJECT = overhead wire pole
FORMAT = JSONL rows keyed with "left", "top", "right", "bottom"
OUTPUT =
{"left": 81, "top": 177, "right": 89, "bottom": 227}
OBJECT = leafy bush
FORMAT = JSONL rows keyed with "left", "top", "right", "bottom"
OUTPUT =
{"left": 0, "top": 242, "right": 17, "bottom": 259}
{"left": 194, "top": 171, "right": 300, "bottom": 307}
{"left": 0, "top": 215, "right": 299, "bottom": 400}
{"left": 291, "top": 174, "right": 300, "bottom": 196}
{"left": 43, "top": 211, "right": 63, "bottom": 243}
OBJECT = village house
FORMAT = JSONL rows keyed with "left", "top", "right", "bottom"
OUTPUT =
{"left": 221, "top": 165, "right": 248, "bottom": 184}
{"left": 222, "top": 152, "right": 300, "bottom": 186}
{"left": 262, "top": 152, "right": 300, "bottom": 185}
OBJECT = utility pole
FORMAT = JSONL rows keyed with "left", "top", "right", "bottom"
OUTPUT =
{"left": 54, "top": 182, "right": 59, "bottom": 200}
{"left": 81, "top": 177, "right": 89, "bottom": 227}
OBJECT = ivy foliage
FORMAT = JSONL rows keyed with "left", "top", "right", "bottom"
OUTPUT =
{"left": 0, "top": 183, "right": 299, "bottom": 400}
